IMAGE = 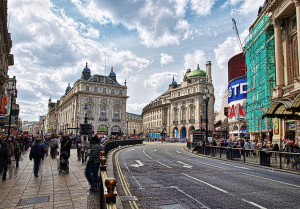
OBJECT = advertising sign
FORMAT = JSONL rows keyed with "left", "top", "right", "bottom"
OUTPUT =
{"left": 274, "top": 118, "right": 279, "bottom": 134}
{"left": 0, "top": 98, "right": 5, "bottom": 114}
{"left": 228, "top": 77, "right": 247, "bottom": 103}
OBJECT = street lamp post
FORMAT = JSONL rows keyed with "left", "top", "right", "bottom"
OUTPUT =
{"left": 7, "top": 87, "right": 16, "bottom": 139}
{"left": 203, "top": 87, "right": 210, "bottom": 142}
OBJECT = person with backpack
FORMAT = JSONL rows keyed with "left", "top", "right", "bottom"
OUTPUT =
{"left": 29, "top": 138, "right": 45, "bottom": 177}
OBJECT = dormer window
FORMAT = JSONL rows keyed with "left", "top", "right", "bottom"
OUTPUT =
{"left": 119, "top": 90, "right": 123, "bottom": 95}
{"left": 86, "top": 86, "right": 89, "bottom": 91}
{"left": 103, "top": 88, "right": 106, "bottom": 93}
{"left": 94, "top": 87, "right": 98, "bottom": 92}
{"left": 111, "top": 89, "right": 115, "bottom": 94}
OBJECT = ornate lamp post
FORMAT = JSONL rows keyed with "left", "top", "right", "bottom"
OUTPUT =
{"left": 203, "top": 87, "right": 210, "bottom": 142}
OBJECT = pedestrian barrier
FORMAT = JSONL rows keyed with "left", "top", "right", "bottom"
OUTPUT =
{"left": 190, "top": 145, "right": 300, "bottom": 172}
{"left": 100, "top": 139, "right": 143, "bottom": 208}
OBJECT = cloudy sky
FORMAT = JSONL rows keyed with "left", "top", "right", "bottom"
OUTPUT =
{"left": 8, "top": 0, "right": 265, "bottom": 121}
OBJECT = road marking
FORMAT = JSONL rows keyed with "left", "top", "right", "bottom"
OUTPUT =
{"left": 177, "top": 161, "right": 193, "bottom": 168}
{"left": 154, "top": 149, "right": 156, "bottom": 151}
{"left": 169, "top": 186, "right": 210, "bottom": 209}
{"left": 156, "top": 161, "right": 171, "bottom": 168}
{"left": 131, "top": 160, "right": 144, "bottom": 167}
{"left": 221, "top": 162, "right": 251, "bottom": 170}
{"left": 183, "top": 173, "right": 228, "bottom": 194}
{"left": 242, "top": 199, "right": 267, "bottom": 209}
{"left": 176, "top": 151, "right": 181, "bottom": 153}
{"left": 239, "top": 172, "right": 300, "bottom": 188}
{"left": 143, "top": 149, "right": 152, "bottom": 159}
{"left": 131, "top": 149, "right": 135, "bottom": 150}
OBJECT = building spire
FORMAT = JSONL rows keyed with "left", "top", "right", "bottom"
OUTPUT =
{"left": 86, "top": 62, "right": 88, "bottom": 68}
{"left": 197, "top": 64, "right": 200, "bottom": 70}
{"left": 111, "top": 66, "right": 113, "bottom": 72}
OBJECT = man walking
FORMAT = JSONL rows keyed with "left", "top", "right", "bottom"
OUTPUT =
{"left": 85, "top": 135, "right": 102, "bottom": 192}
{"left": 29, "top": 138, "right": 45, "bottom": 177}
{"left": 0, "top": 137, "right": 9, "bottom": 181}
{"left": 50, "top": 135, "right": 59, "bottom": 159}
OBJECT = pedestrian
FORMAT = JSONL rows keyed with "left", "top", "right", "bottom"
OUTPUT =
{"left": 13, "top": 140, "right": 21, "bottom": 168}
{"left": 76, "top": 137, "right": 81, "bottom": 161}
{"left": 50, "top": 135, "right": 59, "bottom": 159}
{"left": 80, "top": 136, "right": 89, "bottom": 164}
{"left": 85, "top": 135, "right": 102, "bottom": 192}
{"left": 0, "top": 136, "right": 9, "bottom": 181}
{"left": 29, "top": 138, "right": 45, "bottom": 177}
{"left": 60, "top": 135, "right": 72, "bottom": 158}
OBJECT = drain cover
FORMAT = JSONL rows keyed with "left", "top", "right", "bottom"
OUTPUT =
{"left": 120, "top": 196, "right": 138, "bottom": 201}
{"left": 159, "top": 204, "right": 186, "bottom": 209}
{"left": 18, "top": 196, "right": 50, "bottom": 206}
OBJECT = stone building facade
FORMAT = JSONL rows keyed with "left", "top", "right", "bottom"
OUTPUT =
{"left": 142, "top": 62, "right": 215, "bottom": 140}
{"left": 126, "top": 112, "right": 142, "bottom": 136}
{"left": 42, "top": 64, "right": 128, "bottom": 136}
{"left": 0, "top": 0, "right": 14, "bottom": 98}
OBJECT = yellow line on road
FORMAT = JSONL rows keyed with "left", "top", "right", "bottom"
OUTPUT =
{"left": 115, "top": 150, "right": 139, "bottom": 209}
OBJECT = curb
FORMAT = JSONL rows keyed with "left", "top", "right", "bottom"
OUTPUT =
{"left": 182, "top": 146, "right": 300, "bottom": 175}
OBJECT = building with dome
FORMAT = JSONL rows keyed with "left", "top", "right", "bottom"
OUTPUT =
{"left": 142, "top": 62, "right": 215, "bottom": 140}
{"left": 40, "top": 63, "right": 128, "bottom": 136}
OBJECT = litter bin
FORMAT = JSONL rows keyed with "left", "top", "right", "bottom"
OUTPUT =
{"left": 260, "top": 150, "right": 271, "bottom": 166}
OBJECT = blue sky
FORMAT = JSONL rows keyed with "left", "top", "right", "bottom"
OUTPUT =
{"left": 7, "top": 0, "right": 265, "bottom": 121}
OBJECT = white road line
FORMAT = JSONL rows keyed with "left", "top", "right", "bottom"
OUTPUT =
{"left": 183, "top": 173, "right": 228, "bottom": 194}
{"left": 242, "top": 199, "right": 267, "bottom": 209}
{"left": 177, "top": 161, "right": 193, "bottom": 168}
{"left": 156, "top": 161, "right": 171, "bottom": 168}
{"left": 221, "top": 163, "right": 251, "bottom": 170}
{"left": 239, "top": 172, "right": 300, "bottom": 188}
{"left": 154, "top": 149, "right": 156, "bottom": 151}
{"left": 176, "top": 151, "right": 181, "bottom": 153}
{"left": 169, "top": 186, "right": 210, "bottom": 209}
{"left": 143, "top": 149, "right": 152, "bottom": 159}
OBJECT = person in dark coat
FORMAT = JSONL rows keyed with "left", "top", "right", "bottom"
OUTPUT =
{"left": 29, "top": 138, "right": 45, "bottom": 177}
{"left": 0, "top": 136, "right": 9, "bottom": 181}
{"left": 60, "top": 135, "right": 72, "bottom": 158}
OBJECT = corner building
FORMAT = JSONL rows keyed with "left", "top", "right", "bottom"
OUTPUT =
{"left": 43, "top": 63, "right": 128, "bottom": 136}
{"left": 142, "top": 62, "right": 215, "bottom": 140}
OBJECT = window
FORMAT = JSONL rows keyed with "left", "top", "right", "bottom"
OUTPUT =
{"left": 188, "top": 89, "right": 190, "bottom": 94}
{"left": 178, "top": 92, "right": 180, "bottom": 96}
{"left": 94, "top": 87, "right": 98, "bottom": 92}
{"left": 86, "top": 104, "right": 93, "bottom": 120}
{"left": 111, "top": 89, "right": 115, "bottom": 94}
{"left": 190, "top": 105, "right": 195, "bottom": 120}
{"left": 182, "top": 107, "right": 186, "bottom": 121}
{"left": 115, "top": 100, "right": 120, "bottom": 104}
{"left": 100, "top": 106, "right": 107, "bottom": 120}
{"left": 119, "top": 90, "right": 123, "bottom": 95}
{"left": 114, "top": 107, "right": 120, "bottom": 120}
{"left": 101, "top": 98, "right": 107, "bottom": 104}
{"left": 174, "top": 108, "right": 178, "bottom": 121}
{"left": 193, "top": 87, "right": 196, "bottom": 93}
{"left": 103, "top": 88, "right": 106, "bottom": 93}
{"left": 86, "top": 86, "right": 89, "bottom": 91}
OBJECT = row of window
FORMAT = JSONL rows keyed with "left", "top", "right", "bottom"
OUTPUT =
{"left": 174, "top": 106, "right": 195, "bottom": 121}
{"left": 86, "top": 105, "right": 121, "bottom": 121}
{"left": 86, "top": 86, "right": 124, "bottom": 95}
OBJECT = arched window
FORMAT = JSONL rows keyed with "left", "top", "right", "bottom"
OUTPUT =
{"left": 100, "top": 106, "right": 107, "bottom": 121}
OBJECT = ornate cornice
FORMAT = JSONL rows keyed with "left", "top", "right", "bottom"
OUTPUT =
{"left": 273, "top": 18, "right": 283, "bottom": 27}
{"left": 294, "top": 0, "right": 300, "bottom": 7}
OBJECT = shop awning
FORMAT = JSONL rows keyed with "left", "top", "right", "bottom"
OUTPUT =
{"left": 289, "top": 94, "right": 300, "bottom": 112}
{"left": 262, "top": 99, "right": 300, "bottom": 119}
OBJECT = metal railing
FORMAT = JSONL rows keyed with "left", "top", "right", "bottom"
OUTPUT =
{"left": 100, "top": 139, "right": 143, "bottom": 209}
{"left": 188, "top": 143, "right": 300, "bottom": 172}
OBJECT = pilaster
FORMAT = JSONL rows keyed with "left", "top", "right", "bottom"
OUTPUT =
{"left": 294, "top": 0, "right": 300, "bottom": 77}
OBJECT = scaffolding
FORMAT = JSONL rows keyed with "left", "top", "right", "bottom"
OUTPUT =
{"left": 245, "top": 14, "right": 276, "bottom": 135}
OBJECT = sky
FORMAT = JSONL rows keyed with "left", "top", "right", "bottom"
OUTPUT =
{"left": 7, "top": 0, "right": 265, "bottom": 121}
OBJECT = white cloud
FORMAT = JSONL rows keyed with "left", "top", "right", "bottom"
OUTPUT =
{"left": 160, "top": 53, "right": 175, "bottom": 67}
{"left": 238, "top": 0, "right": 265, "bottom": 15}
{"left": 127, "top": 103, "right": 148, "bottom": 113}
{"left": 71, "top": 0, "right": 213, "bottom": 47}
{"left": 190, "top": 0, "right": 215, "bottom": 15}
{"left": 8, "top": 0, "right": 150, "bottom": 121}
{"left": 184, "top": 50, "right": 206, "bottom": 70}
{"left": 143, "top": 72, "right": 179, "bottom": 90}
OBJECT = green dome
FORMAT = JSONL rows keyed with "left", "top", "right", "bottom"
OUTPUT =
{"left": 187, "top": 65, "right": 206, "bottom": 77}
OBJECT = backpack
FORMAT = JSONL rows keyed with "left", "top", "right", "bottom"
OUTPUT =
{"left": 30, "top": 145, "right": 37, "bottom": 159}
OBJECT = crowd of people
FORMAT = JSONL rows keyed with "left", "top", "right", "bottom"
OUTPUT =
{"left": 0, "top": 134, "right": 103, "bottom": 193}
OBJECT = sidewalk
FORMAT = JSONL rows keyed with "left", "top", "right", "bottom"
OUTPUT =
{"left": 0, "top": 149, "right": 100, "bottom": 209}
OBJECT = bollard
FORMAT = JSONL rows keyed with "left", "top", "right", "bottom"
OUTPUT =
{"left": 105, "top": 178, "right": 117, "bottom": 204}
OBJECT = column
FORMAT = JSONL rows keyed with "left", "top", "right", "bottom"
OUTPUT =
{"left": 295, "top": 0, "right": 300, "bottom": 76}
{"left": 274, "top": 18, "right": 284, "bottom": 96}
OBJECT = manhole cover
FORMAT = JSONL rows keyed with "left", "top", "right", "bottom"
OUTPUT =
{"left": 120, "top": 196, "right": 138, "bottom": 201}
{"left": 18, "top": 196, "right": 50, "bottom": 206}
{"left": 159, "top": 204, "right": 186, "bottom": 209}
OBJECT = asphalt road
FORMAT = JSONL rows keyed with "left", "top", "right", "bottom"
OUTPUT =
{"left": 114, "top": 143, "right": 300, "bottom": 209}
